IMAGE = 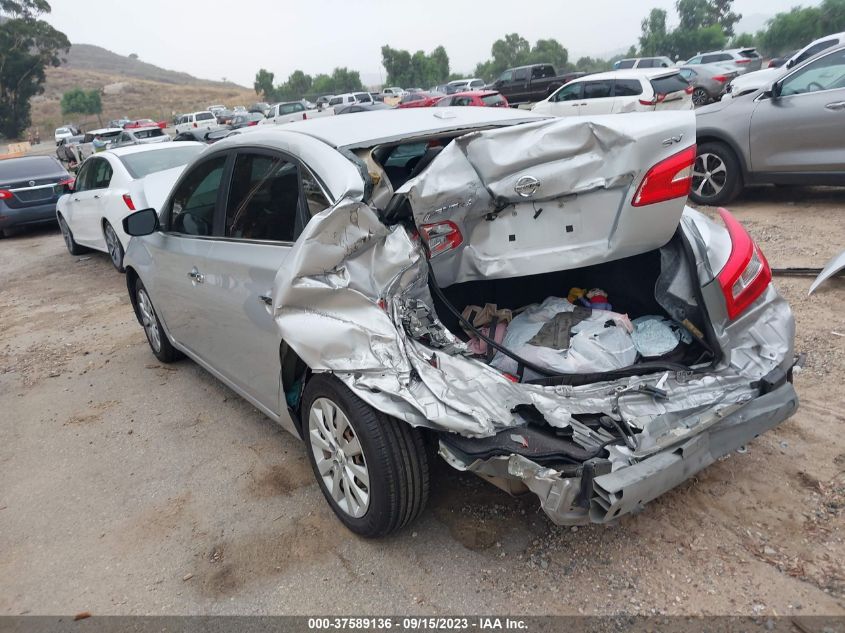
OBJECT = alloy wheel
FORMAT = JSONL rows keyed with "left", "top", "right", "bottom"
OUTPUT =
{"left": 136, "top": 288, "right": 162, "bottom": 353}
{"left": 104, "top": 224, "right": 121, "bottom": 268}
{"left": 692, "top": 88, "right": 709, "bottom": 106}
{"left": 308, "top": 397, "right": 370, "bottom": 518}
{"left": 59, "top": 217, "right": 73, "bottom": 251}
{"left": 692, "top": 152, "right": 727, "bottom": 200}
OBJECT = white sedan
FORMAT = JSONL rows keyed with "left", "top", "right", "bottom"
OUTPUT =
{"left": 56, "top": 142, "right": 205, "bottom": 271}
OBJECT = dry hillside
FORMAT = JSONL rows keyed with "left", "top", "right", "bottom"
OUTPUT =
{"left": 28, "top": 44, "right": 256, "bottom": 135}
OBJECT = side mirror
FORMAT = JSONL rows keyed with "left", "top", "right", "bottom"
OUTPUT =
{"left": 123, "top": 208, "right": 159, "bottom": 236}
{"left": 786, "top": 59, "right": 794, "bottom": 69}
{"left": 771, "top": 81, "right": 783, "bottom": 99}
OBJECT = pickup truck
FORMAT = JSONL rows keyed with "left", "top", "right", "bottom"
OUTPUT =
{"left": 488, "top": 64, "right": 586, "bottom": 105}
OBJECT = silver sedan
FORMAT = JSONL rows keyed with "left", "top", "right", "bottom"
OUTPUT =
{"left": 120, "top": 108, "right": 797, "bottom": 537}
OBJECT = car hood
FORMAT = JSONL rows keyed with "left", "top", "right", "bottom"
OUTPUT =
{"left": 728, "top": 67, "right": 783, "bottom": 95}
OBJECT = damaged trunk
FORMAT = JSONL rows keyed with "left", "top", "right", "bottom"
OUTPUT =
{"left": 429, "top": 234, "right": 715, "bottom": 385}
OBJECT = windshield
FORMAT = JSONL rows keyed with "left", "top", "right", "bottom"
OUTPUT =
{"left": 119, "top": 145, "right": 204, "bottom": 179}
{"left": 56, "top": 128, "right": 70, "bottom": 134}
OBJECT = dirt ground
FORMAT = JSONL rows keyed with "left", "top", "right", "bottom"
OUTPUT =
{"left": 0, "top": 187, "right": 843, "bottom": 617}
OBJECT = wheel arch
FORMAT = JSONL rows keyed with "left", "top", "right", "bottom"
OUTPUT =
{"left": 279, "top": 339, "right": 312, "bottom": 437}
{"left": 695, "top": 132, "right": 749, "bottom": 178}
{"left": 124, "top": 266, "right": 143, "bottom": 325}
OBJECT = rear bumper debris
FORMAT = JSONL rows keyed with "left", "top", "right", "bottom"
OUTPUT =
{"left": 439, "top": 382, "right": 798, "bottom": 526}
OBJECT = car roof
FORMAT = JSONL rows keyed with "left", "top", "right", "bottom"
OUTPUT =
{"left": 571, "top": 68, "right": 679, "bottom": 81}
{"left": 88, "top": 127, "right": 123, "bottom": 134}
{"left": 128, "top": 126, "right": 162, "bottom": 132}
{"left": 226, "top": 107, "right": 546, "bottom": 149}
{"left": 103, "top": 141, "right": 203, "bottom": 158}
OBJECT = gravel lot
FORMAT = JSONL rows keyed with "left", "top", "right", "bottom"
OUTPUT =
{"left": 0, "top": 187, "right": 843, "bottom": 616}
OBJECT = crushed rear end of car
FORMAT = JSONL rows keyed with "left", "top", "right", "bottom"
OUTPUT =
{"left": 271, "top": 112, "right": 798, "bottom": 526}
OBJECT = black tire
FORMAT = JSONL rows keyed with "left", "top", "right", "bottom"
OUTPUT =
{"left": 57, "top": 214, "right": 87, "bottom": 255}
{"left": 691, "top": 87, "right": 710, "bottom": 107}
{"left": 103, "top": 221, "right": 125, "bottom": 272}
{"left": 302, "top": 374, "right": 429, "bottom": 538}
{"left": 690, "top": 141, "right": 743, "bottom": 206}
{"left": 133, "top": 279, "right": 180, "bottom": 363}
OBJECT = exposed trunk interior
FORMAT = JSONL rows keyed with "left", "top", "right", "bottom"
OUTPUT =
{"left": 429, "top": 237, "right": 713, "bottom": 383}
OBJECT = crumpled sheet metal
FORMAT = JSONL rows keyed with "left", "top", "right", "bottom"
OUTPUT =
{"left": 398, "top": 112, "right": 696, "bottom": 286}
{"left": 272, "top": 198, "right": 417, "bottom": 374}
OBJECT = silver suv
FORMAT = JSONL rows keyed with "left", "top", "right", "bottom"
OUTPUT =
{"left": 685, "top": 48, "right": 762, "bottom": 74}
{"left": 119, "top": 107, "right": 797, "bottom": 537}
{"left": 692, "top": 44, "right": 845, "bottom": 205}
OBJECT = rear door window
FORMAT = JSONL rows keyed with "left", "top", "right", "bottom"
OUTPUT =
{"left": 616, "top": 59, "right": 636, "bottom": 69}
{"left": 582, "top": 80, "right": 613, "bottom": 99}
{"left": 89, "top": 158, "right": 113, "bottom": 189}
{"left": 513, "top": 68, "right": 529, "bottom": 81}
{"left": 196, "top": 112, "right": 215, "bottom": 121}
{"left": 224, "top": 152, "right": 302, "bottom": 242}
{"left": 168, "top": 156, "right": 226, "bottom": 236}
{"left": 651, "top": 73, "right": 689, "bottom": 95}
{"left": 613, "top": 79, "right": 643, "bottom": 96}
{"left": 793, "top": 40, "right": 837, "bottom": 66}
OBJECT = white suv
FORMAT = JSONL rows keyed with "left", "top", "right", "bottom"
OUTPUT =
{"left": 613, "top": 57, "right": 675, "bottom": 69}
{"left": 726, "top": 32, "right": 845, "bottom": 98}
{"left": 532, "top": 69, "right": 692, "bottom": 117}
{"left": 174, "top": 111, "right": 217, "bottom": 134}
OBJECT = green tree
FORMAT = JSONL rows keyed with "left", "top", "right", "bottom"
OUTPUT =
{"left": 821, "top": 0, "right": 845, "bottom": 31}
{"left": 381, "top": 45, "right": 450, "bottom": 88}
{"left": 528, "top": 38, "right": 569, "bottom": 71}
{"left": 639, "top": 8, "right": 669, "bottom": 56}
{"left": 676, "top": 0, "right": 740, "bottom": 35}
{"left": 60, "top": 88, "right": 102, "bottom": 125}
{"left": 667, "top": 24, "right": 727, "bottom": 60}
{"left": 253, "top": 68, "right": 277, "bottom": 100}
{"left": 0, "top": 0, "right": 70, "bottom": 138}
{"left": 756, "top": 6, "right": 822, "bottom": 54}
{"left": 329, "top": 67, "right": 364, "bottom": 93}
{"left": 730, "top": 32, "right": 756, "bottom": 48}
{"left": 280, "top": 70, "right": 312, "bottom": 99}
{"left": 473, "top": 34, "right": 570, "bottom": 81}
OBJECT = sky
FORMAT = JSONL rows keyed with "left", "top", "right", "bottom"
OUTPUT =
{"left": 46, "top": 0, "right": 820, "bottom": 87}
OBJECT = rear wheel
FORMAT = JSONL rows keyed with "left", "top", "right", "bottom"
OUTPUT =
{"left": 302, "top": 374, "right": 429, "bottom": 537}
{"left": 58, "top": 214, "right": 87, "bottom": 255}
{"left": 690, "top": 142, "right": 743, "bottom": 206}
{"left": 103, "top": 221, "right": 125, "bottom": 272}
{"left": 135, "top": 280, "right": 179, "bottom": 363}
{"left": 691, "top": 87, "right": 710, "bottom": 107}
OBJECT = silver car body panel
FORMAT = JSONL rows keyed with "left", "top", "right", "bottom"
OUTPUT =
{"left": 809, "top": 248, "right": 845, "bottom": 294}
{"left": 126, "top": 109, "right": 797, "bottom": 526}
{"left": 396, "top": 112, "right": 696, "bottom": 286}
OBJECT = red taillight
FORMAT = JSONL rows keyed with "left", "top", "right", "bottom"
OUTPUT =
{"left": 632, "top": 145, "right": 696, "bottom": 207}
{"left": 639, "top": 97, "right": 657, "bottom": 106}
{"left": 193, "top": 122, "right": 197, "bottom": 128}
{"left": 122, "top": 193, "right": 136, "bottom": 211}
{"left": 684, "top": 85, "right": 694, "bottom": 94}
{"left": 302, "top": 112, "right": 307, "bottom": 120}
{"left": 735, "top": 58, "right": 751, "bottom": 64}
{"left": 248, "top": 120, "right": 258, "bottom": 126}
{"left": 0, "top": 189, "right": 12, "bottom": 200}
{"left": 58, "top": 177, "right": 75, "bottom": 191}
{"left": 419, "top": 221, "right": 463, "bottom": 257}
{"left": 768, "top": 60, "right": 776, "bottom": 68}
{"left": 712, "top": 75, "right": 728, "bottom": 83}
{"left": 716, "top": 208, "right": 772, "bottom": 319}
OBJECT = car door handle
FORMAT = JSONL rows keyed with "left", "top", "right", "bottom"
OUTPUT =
{"left": 825, "top": 101, "right": 845, "bottom": 111}
{"left": 93, "top": 194, "right": 101, "bottom": 199}
{"left": 72, "top": 197, "right": 79, "bottom": 202}
{"left": 187, "top": 269, "right": 204, "bottom": 284}
{"left": 259, "top": 294, "right": 272, "bottom": 306}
